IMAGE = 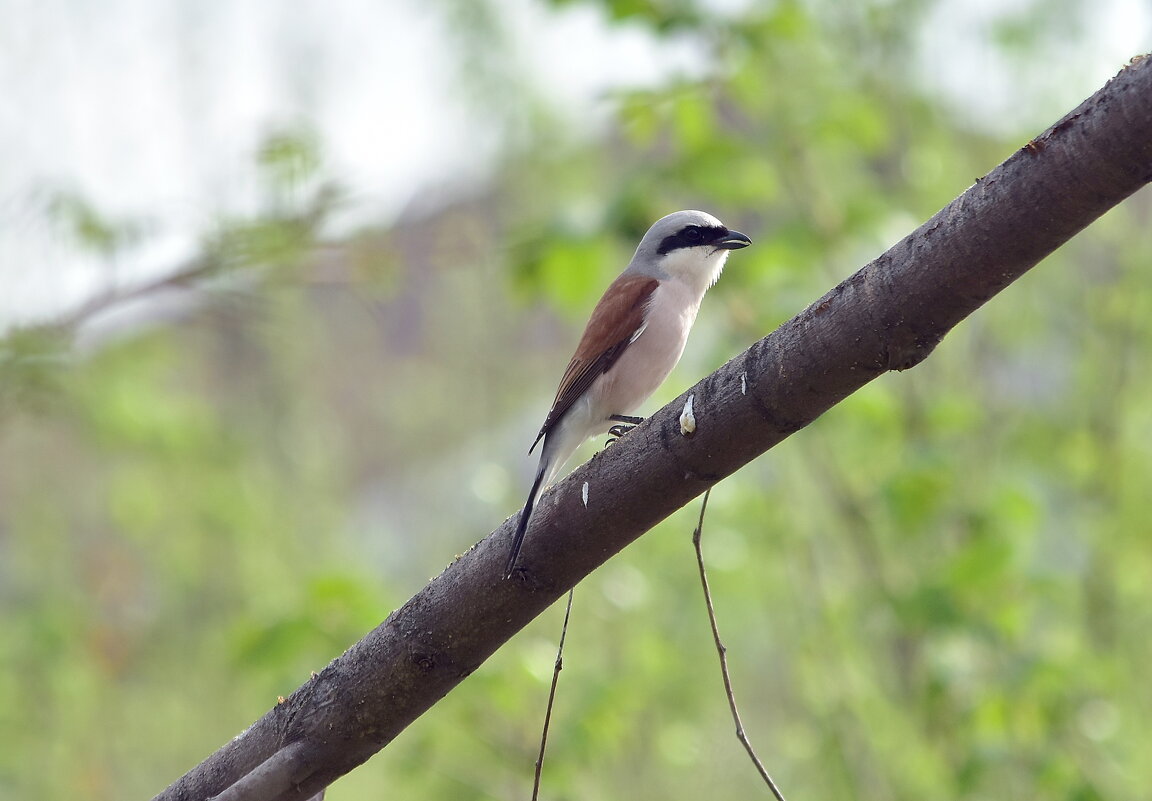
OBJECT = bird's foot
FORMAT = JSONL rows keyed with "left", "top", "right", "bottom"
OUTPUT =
{"left": 607, "top": 423, "right": 636, "bottom": 440}
{"left": 604, "top": 415, "right": 643, "bottom": 446}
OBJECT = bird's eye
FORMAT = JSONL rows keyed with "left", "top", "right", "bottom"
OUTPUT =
{"left": 682, "top": 226, "right": 703, "bottom": 243}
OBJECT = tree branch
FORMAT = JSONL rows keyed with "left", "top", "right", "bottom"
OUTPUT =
{"left": 155, "top": 55, "right": 1152, "bottom": 801}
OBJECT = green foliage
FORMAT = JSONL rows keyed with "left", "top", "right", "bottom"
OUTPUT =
{"left": 46, "top": 190, "right": 147, "bottom": 256}
{"left": 257, "top": 127, "right": 324, "bottom": 193}
{"left": 2, "top": 1, "right": 1149, "bottom": 800}
{"left": 549, "top": 0, "right": 703, "bottom": 31}
{"left": 0, "top": 325, "right": 72, "bottom": 416}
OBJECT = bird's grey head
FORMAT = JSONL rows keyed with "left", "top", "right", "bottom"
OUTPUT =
{"left": 626, "top": 210, "right": 752, "bottom": 291}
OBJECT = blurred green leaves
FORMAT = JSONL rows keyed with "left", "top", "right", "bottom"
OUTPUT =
{"left": 205, "top": 126, "right": 341, "bottom": 275}
{"left": 257, "top": 127, "right": 324, "bottom": 195}
{"left": 548, "top": 0, "right": 704, "bottom": 31}
{"left": 0, "top": 324, "right": 71, "bottom": 416}
{"left": 47, "top": 191, "right": 147, "bottom": 257}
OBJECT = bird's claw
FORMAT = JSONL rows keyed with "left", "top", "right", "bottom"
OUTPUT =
{"left": 604, "top": 423, "right": 637, "bottom": 447}
{"left": 608, "top": 423, "right": 635, "bottom": 438}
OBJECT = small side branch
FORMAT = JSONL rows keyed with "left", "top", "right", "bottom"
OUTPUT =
{"left": 531, "top": 589, "right": 575, "bottom": 801}
{"left": 208, "top": 741, "right": 318, "bottom": 801}
{"left": 693, "top": 490, "right": 787, "bottom": 801}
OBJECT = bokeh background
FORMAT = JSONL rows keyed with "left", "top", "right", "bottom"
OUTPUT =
{"left": 2, "top": 1, "right": 1150, "bottom": 799}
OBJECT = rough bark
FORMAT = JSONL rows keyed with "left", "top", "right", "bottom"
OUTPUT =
{"left": 156, "top": 55, "right": 1152, "bottom": 801}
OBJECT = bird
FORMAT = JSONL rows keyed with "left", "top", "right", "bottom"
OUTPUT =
{"left": 504, "top": 209, "right": 751, "bottom": 578}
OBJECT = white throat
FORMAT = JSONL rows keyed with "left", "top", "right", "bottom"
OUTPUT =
{"left": 655, "top": 247, "right": 730, "bottom": 296}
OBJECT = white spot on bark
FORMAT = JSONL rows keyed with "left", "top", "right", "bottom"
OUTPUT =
{"left": 582, "top": 481, "right": 589, "bottom": 508}
{"left": 679, "top": 395, "right": 697, "bottom": 436}
{"left": 741, "top": 372, "right": 747, "bottom": 395}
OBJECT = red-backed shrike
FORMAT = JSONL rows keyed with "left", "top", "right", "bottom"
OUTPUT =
{"left": 505, "top": 210, "right": 751, "bottom": 578}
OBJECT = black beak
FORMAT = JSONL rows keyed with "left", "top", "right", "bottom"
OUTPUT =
{"left": 716, "top": 229, "right": 752, "bottom": 250}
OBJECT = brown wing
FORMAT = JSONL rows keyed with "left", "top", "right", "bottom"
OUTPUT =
{"left": 529, "top": 274, "right": 659, "bottom": 453}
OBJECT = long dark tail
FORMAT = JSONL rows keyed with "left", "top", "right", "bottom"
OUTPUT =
{"left": 505, "top": 460, "right": 548, "bottom": 579}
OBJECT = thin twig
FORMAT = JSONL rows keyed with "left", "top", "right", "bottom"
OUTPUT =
{"left": 693, "top": 490, "right": 788, "bottom": 801}
{"left": 55, "top": 258, "right": 220, "bottom": 331}
{"left": 530, "top": 588, "right": 574, "bottom": 801}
